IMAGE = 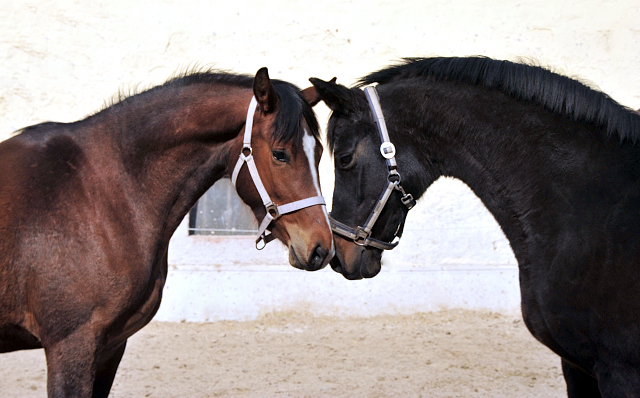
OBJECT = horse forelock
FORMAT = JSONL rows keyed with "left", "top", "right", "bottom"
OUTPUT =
{"left": 358, "top": 56, "right": 640, "bottom": 144}
{"left": 271, "top": 81, "right": 321, "bottom": 146}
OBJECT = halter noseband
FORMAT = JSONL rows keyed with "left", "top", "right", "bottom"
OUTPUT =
{"left": 232, "top": 96, "right": 327, "bottom": 249}
{"left": 329, "top": 86, "right": 416, "bottom": 250}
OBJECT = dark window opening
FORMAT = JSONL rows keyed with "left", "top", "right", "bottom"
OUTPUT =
{"left": 189, "top": 178, "right": 258, "bottom": 236}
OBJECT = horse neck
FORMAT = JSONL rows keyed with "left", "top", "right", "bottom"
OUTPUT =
{"left": 390, "top": 81, "right": 640, "bottom": 265}
{"left": 86, "top": 84, "right": 252, "bottom": 242}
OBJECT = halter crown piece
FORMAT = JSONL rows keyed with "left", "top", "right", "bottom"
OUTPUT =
{"left": 232, "top": 96, "right": 327, "bottom": 249}
{"left": 329, "top": 86, "right": 416, "bottom": 250}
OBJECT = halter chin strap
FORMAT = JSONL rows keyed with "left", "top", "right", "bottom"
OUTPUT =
{"left": 329, "top": 86, "right": 416, "bottom": 250}
{"left": 232, "top": 96, "right": 326, "bottom": 249}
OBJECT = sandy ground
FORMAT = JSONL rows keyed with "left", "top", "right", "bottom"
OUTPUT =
{"left": 0, "top": 309, "right": 566, "bottom": 398}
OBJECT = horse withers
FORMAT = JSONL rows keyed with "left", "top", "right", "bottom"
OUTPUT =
{"left": 0, "top": 67, "right": 333, "bottom": 397}
{"left": 310, "top": 57, "right": 640, "bottom": 397}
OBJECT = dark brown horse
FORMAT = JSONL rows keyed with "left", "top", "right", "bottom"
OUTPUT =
{"left": 0, "top": 67, "right": 333, "bottom": 397}
{"left": 310, "top": 57, "right": 640, "bottom": 397}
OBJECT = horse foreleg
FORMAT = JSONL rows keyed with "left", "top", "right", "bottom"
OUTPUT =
{"left": 562, "top": 358, "right": 601, "bottom": 398}
{"left": 92, "top": 341, "right": 127, "bottom": 398}
{"left": 44, "top": 333, "right": 99, "bottom": 398}
{"left": 593, "top": 361, "right": 640, "bottom": 398}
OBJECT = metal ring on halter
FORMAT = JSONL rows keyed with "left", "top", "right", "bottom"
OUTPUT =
{"left": 265, "top": 202, "right": 279, "bottom": 219}
{"left": 388, "top": 170, "right": 401, "bottom": 184}
{"left": 255, "top": 240, "right": 266, "bottom": 250}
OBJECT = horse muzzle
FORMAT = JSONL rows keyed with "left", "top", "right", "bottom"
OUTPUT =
{"left": 330, "top": 238, "right": 382, "bottom": 279}
{"left": 289, "top": 241, "right": 334, "bottom": 271}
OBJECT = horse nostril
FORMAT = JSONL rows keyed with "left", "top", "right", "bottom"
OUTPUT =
{"left": 308, "top": 245, "right": 328, "bottom": 271}
{"left": 330, "top": 255, "right": 343, "bottom": 274}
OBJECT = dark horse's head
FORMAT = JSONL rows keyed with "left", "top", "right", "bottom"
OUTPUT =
{"left": 231, "top": 69, "right": 334, "bottom": 271}
{"left": 307, "top": 78, "right": 414, "bottom": 279}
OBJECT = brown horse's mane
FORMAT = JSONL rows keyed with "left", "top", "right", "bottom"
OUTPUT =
{"left": 105, "top": 67, "right": 255, "bottom": 109}
{"left": 18, "top": 67, "right": 319, "bottom": 145}
{"left": 105, "top": 67, "right": 320, "bottom": 144}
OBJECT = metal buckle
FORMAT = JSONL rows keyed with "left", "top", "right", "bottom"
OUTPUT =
{"left": 353, "top": 226, "right": 370, "bottom": 246}
{"left": 395, "top": 183, "right": 416, "bottom": 210}
{"left": 401, "top": 193, "right": 416, "bottom": 209}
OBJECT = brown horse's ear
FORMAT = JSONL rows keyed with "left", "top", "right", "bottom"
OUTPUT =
{"left": 253, "top": 67, "right": 278, "bottom": 113}
{"left": 309, "top": 77, "right": 355, "bottom": 114}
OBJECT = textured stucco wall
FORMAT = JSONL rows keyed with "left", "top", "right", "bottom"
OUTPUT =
{"left": 2, "top": 0, "right": 639, "bottom": 320}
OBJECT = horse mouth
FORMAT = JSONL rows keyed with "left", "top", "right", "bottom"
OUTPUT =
{"left": 330, "top": 247, "right": 382, "bottom": 280}
{"left": 330, "top": 256, "right": 364, "bottom": 280}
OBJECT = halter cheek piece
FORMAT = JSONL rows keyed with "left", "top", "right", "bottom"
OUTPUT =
{"left": 329, "top": 86, "right": 416, "bottom": 250}
{"left": 232, "top": 96, "right": 327, "bottom": 250}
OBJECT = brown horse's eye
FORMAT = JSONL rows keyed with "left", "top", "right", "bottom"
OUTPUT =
{"left": 272, "top": 149, "right": 290, "bottom": 163}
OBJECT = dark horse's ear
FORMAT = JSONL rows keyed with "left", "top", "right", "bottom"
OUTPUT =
{"left": 253, "top": 67, "right": 278, "bottom": 114}
{"left": 302, "top": 77, "right": 338, "bottom": 107}
{"left": 309, "top": 77, "right": 355, "bottom": 114}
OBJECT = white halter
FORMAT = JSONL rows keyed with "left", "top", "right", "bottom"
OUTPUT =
{"left": 231, "top": 96, "right": 326, "bottom": 249}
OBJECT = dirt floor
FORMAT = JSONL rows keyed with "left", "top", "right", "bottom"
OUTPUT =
{"left": 0, "top": 309, "right": 566, "bottom": 397}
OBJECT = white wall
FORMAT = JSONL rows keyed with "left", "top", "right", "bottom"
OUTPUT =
{"left": 2, "top": 0, "right": 639, "bottom": 320}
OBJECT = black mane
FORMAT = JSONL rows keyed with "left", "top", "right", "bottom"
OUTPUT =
{"left": 358, "top": 57, "right": 640, "bottom": 143}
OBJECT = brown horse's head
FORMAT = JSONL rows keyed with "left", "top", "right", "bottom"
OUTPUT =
{"left": 231, "top": 68, "right": 334, "bottom": 271}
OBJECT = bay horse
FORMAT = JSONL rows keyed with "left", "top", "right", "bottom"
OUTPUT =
{"left": 0, "top": 67, "right": 334, "bottom": 397}
{"left": 309, "top": 57, "right": 640, "bottom": 397}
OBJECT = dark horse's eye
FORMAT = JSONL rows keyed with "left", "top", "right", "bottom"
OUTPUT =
{"left": 337, "top": 154, "right": 353, "bottom": 168}
{"left": 272, "top": 149, "right": 290, "bottom": 163}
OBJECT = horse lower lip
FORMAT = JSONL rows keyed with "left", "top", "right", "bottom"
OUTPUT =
{"left": 345, "top": 273, "right": 363, "bottom": 280}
